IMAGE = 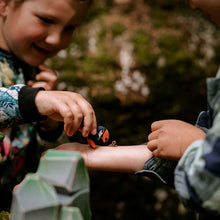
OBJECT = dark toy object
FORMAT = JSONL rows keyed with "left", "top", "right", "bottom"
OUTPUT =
{"left": 87, "top": 126, "right": 110, "bottom": 148}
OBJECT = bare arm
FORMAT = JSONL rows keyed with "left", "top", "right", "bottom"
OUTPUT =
{"left": 54, "top": 143, "right": 152, "bottom": 173}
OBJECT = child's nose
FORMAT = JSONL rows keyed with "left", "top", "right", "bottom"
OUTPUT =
{"left": 45, "top": 31, "right": 62, "bottom": 46}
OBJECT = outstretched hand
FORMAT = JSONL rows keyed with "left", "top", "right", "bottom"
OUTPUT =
{"left": 53, "top": 142, "right": 152, "bottom": 173}
{"left": 35, "top": 90, "right": 97, "bottom": 137}
{"left": 147, "top": 119, "right": 206, "bottom": 160}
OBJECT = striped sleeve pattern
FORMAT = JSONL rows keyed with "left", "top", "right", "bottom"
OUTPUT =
{"left": 174, "top": 73, "right": 220, "bottom": 216}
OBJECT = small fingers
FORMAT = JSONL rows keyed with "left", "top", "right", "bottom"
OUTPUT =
{"left": 29, "top": 81, "right": 51, "bottom": 90}
{"left": 151, "top": 148, "right": 167, "bottom": 159}
{"left": 147, "top": 142, "right": 169, "bottom": 159}
{"left": 38, "top": 64, "right": 55, "bottom": 73}
{"left": 151, "top": 149, "right": 160, "bottom": 157}
{"left": 37, "top": 65, "right": 58, "bottom": 90}
{"left": 41, "top": 91, "right": 97, "bottom": 137}
{"left": 27, "top": 80, "right": 34, "bottom": 87}
{"left": 58, "top": 102, "right": 83, "bottom": 137}
{"left": 147, "top": 141, "right": 163, "bottom": 158}
{"left": 151, "top": 120, "right": 167, "bottom": 132}
{"left": 36, "top": 72, "right": 57, "bottom": 90}
{"left": 147, "top": 140, "right": 158, "bottom": 152}
{"left": 82, "top": 107, "right": 97, "bottom": 137}
{"left": 36, "top": 71, "right": 57, "bottom": 82}
{"left": 75, "top": 95, "right": 97, "bottom": 137}
{"left": 148, "top": 129, "right": 160, "bottom": 141}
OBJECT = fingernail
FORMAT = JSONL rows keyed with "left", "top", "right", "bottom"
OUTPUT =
{"left": 92, "top": 129, "right": 97, "bottom": 135}
{"left": 82, "top": 130, "right": 88, "bottom": 137}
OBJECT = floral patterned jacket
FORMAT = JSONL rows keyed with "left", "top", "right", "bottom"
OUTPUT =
{"left": 0, "top": 48, "right": 64, "bottom": 209}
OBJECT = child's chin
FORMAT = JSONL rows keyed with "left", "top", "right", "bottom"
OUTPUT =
{"left": 25, "top": 58, "right": 45, "bottom": 67}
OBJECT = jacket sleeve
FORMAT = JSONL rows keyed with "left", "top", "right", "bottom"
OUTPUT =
{"left": 135, "top": 110, "right": 210, "bottom": 190}
{"left": 0, "top": 85, "right": 46, "bottom": 128}
{"left": 135, "top": 156, "right": 177, "bottom": 188}
{"left": 0, "top": 85, "right": 24, "bottom": 128}
{"left": 174, "top": 113, "right": 220, "bottom": 215}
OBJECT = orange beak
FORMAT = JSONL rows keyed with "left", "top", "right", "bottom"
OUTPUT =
{"left": 87, "top": 138, "right": 96, "bottom": 149}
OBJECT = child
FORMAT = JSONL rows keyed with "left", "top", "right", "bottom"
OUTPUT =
{"left": 56, "top": 0, "right": 220, "bottom": 219}
{"left": 0, "top": 0, "right": 97, "bottom": 210}
{"left": 146, "top": 0, "right": 220, "bottom": 218}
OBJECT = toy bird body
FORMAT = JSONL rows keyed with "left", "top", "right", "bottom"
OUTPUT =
{"left": 87, "top": 126, "right": 110, "bottom": 148}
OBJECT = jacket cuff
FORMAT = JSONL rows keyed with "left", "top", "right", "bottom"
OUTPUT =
{"left": 18, "top": 86, "right": 47, "bottom": 123}
{"left": 136, "top": 156, "right": 177, "bottom": 189}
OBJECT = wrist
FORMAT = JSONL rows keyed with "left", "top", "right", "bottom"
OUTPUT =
{"left": 19, "top": 86, "right": 47, "bottom": 122}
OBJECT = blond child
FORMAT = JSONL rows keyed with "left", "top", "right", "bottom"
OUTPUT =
{"left": 0, "top": 0, "right": 96, "bottom": 210}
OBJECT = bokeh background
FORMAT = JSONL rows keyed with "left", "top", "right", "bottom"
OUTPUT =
{"left": 48, "top": 0, "right": 220, "bottom": 219}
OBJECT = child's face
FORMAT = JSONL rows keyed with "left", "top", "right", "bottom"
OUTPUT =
{"left": 190, "top": 0, "right": 220, "bottom": 28}
{"left": 0, "top": 0, "right": 89, "bottom": 66}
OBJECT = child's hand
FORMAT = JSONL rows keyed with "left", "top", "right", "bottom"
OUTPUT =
{"left": 147, "top": 119, "right": 206, "bottom": 160}
{"left": 35, "top": 90, "right": 97, "bottom": 137}
{"left": 27, "top": 65, "right": 58, "bottom": 91}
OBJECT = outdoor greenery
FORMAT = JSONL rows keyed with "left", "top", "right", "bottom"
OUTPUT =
{"left": 2, "top": 0, "right": 219, "bottom": 220}
{"left": 0, "top": 211, "right": 10, "bottom": 220}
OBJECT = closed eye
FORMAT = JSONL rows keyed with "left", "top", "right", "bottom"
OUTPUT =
{"left": 38, "top": 16, "right": 54, "bottom": 24}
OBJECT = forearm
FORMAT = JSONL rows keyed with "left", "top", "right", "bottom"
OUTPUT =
{"left": 87, "top": 145, "right": 152, "bottom": 173}
{"left": 55, "top": 143, "right": 152, "bottom": 173}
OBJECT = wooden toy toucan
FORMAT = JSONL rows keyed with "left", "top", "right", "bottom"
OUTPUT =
{"left": 86, "top": 126, "right": 110, "bottom": 149}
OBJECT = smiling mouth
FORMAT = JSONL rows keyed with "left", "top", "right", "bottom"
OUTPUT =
{"left": 32, "top": 44, "right": 51, "bottom": 55}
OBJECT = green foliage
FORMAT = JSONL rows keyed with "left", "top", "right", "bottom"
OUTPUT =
{"left": 0, "top": 211, "right": 10, "bottom": 220}
{"left": 158, "top": 34, "right": 183, "bottom": 53}
{"left": 98, "top": 27, "right": 107, "bottom": 39}
{"left": 85, "top": 0, "right": 114, "bottom": 21}
{"left": 151, "top": 10, "right": 168, "bottom": 27}
{"left": 79, "top": 52, "right": 118, "bottom": 78}
{"left": 110, "top": 22, "right": 125, "bottom": 37}
{"left": 93, "top": 92, "right": 118, "bottom": 103}
{"left": 70, "top": 32, "right": 88, "bottom": 52}
{"left": 131, "top": 30, "right": 151, "bottom": 45}
{"left": 82, "top": 57, "right": 98, "bottom": 74}
{"left": 121, "top": 3, "right": 135, "bottom": 14}
{"left": 131, "top": 30, "right": 157, "bottom": 67}
{"left": 96, "top": 53, "right": 118, "bottom": 69}
{"left": 58, "top": 71, "right": 88, "bottom": 86}
{"left": 147, "top": 51, "right": 206, "bottom": 122}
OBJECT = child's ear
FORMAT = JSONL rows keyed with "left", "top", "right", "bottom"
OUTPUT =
{"left": 0, "top": 0, "right": 9, "bottom": 17}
